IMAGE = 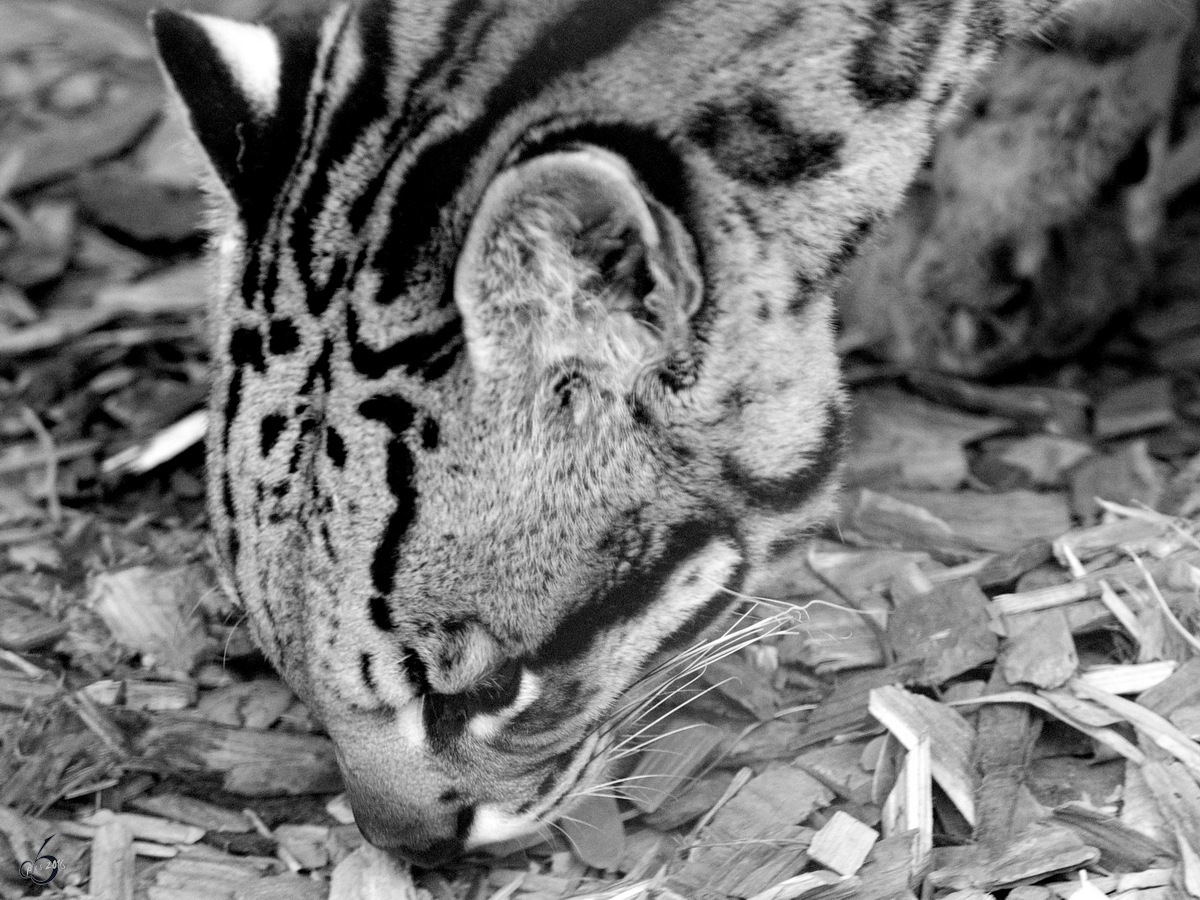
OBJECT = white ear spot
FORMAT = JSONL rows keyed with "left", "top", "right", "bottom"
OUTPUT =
{"left": 192, "top": 13, "right": 282, "bottom": 119}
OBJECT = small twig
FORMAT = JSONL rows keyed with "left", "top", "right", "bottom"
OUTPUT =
{"left": 1128, "top": 552, "right": 1200, "bottom": 654}
{"left": 19, "top": 406, "right": 61, "bottom": 524}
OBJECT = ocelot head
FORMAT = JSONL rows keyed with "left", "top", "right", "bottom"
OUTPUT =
{"left": 149, "top": 0, "right": 993, "bottom": 865}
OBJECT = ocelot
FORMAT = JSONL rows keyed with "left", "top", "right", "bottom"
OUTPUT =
{"left": 149, "top": 0, "right": 1180, "bottom": 865}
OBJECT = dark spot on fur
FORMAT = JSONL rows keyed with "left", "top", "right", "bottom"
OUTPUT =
{"left": 722, "top": 400, "right": 846, "bottom": 510}
{"left": 420, "top": 417, "right": 440, "bottom": 449}
{"left": 454, "top": 806, "right": 475, "bottom": 841}
{"left": 240, "top": 253, "right": 261, "bottom": 311}
{"left": 964, "top": 0, "right": 1004, "bottom": 54}
{"left": 347, "top": 306, "right": 463, "bottom": 381}
{"left": 538, "top": 517, "right": 736, "bottom": 665}
{"left": 849, "top": 0, "right": 952, "bottom": 107}
{"left": 224, "top": 366, "right": 243, "bottom": 448}
{"left": 439, "top": 788, "right": 461, "bottom": 804}
{"left": 536, "top": 771, "right": 558, "bottom": 799}
{"left": 788, "top": 269, "right": 817, "bottom": 313}
{"left": 742, "top": 7, "right": 804, "bottom": 51}
{"left": 260, "top": 414, "right": 286, "bottom": 457}
{"left": 628, "top": 396, "right": 654, "bottom": 429}
{"left": 402, "top": 648, "right": 431, "bottom": 695}
{"left": 320, "top": 521, "right": 336, "bottom": 559}
{"left": 268, "top": 318, "right": 301, "bottom": 354}
{"left": 768, "top": 534, "right": 809, "bottom": 558}
{"left": 287, "top": 418, "right": 316, "bottom": 474}
{"left": 1110, "top": 132, "right": 1151, "bottom": 188}
{"left": 360, "top": 652, "right": 377, "bottom": 693}
{"left": 325, "top": 426, "right": 346, "bottom": 467}
{"left": 687, "top": 90, "right": 844, "bottom": 187}
{"left": 300, "top": 338, "right": 333, "bottom": 395}
{"left": 359, "top": 395, "right": 418, "bottom": 433}
{"left": 826, "top": 218, "right": 876, "bottom": 280}
{"left": 230, "top": 326, "right": 265, "bottom": 372}
{"left": 370, "top": 595, "right": 395, "bottom": 631}
{"left": 552, "top": 369, "right": 585, "bottom": 409}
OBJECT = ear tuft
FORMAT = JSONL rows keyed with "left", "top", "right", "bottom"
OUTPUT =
{"left": 149, "top": 8, "right": 282, "bottom": 188}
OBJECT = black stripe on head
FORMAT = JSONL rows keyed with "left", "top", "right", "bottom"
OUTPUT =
{"left": 369, "top": 0, "right": 676, "bottom": 306}
{"left": 722, "top": 401, "right": 846, "bottom": 511}
{"left": 849, "top": 0, "right": 953, "bottom": 108}
{"left": 535, "top": 516, "right": 735, "bottom": 666}
{"left": 346, "top": 306, "right": 462, "bottom": 380}
{"left": 686, "top": 88, "right": 845, "bottom": 188}
{"left": 963, "top": 0, "right": 1004, "bottom": 54}
{"left": 289, "top": 0, "right": 393, "bottom": 312}
{"left": 359, "top": 396, "right": 419, "bottom": 594}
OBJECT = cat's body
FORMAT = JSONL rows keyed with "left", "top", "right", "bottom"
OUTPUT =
{"left": 150, "top": 0, "right": 1160, "bottom": 864}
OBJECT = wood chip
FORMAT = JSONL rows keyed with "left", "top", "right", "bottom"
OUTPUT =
{"left": 1094, "top": 377, "right": 1176, "bottom": 440}
{"left": 793, "top": 743, "right": 874, "bottom": 806}
{"left": 1050, "top": 804, "right": 1171, "bottom": 871}
{"left": 272, "top": 824, "right": 329, "bottom": 872}
{"left": 90, "top": 816, "right": 135, "bottom": 900}
{"left": 0, "top": 597, "right": 68, "bottom": 651}
{"left": 232, "top": 873, "right": 328, "bottom": 900}
{"left": 136, "top": 716, "right": 341, "bottom": 796}
{"left": 558, "top": 794, "right": 624, "bottom": 872}
{"left": 995, "top": 435, "right": 1095, "bottom": 488}
{"left": 130, "top": 794, "right": 252, "bottom": 834}
{"left": 855, "top": 831, "right": 919, "bottom": 900}
{"left": 1077, "top": 661, "right": 1177, "bottom": 695}
{"left": 1069, "top": 441, "right": 1165, "bottom": 523}
{"left": 1069, "top": 678, "right": 1200, "bottom": 778}
{"left": 807, "top": 811, "right": 878, "bottom": 876}
{"left": 887, "top": 578, "right": 998, "bottom": 685}
{"left": 80, "top": 810, "right": 204, "bottom": 845}
{"left": 744, "top": 870, "right": 850, "bottom": 900}
{"left": 88, "top": 565, "right": 212, "bottom": 675}
{"left": 844, "top": 386, "right": 1010, "bottom": 490}
{"left": 879, "top": 733, "right": 931, "bottom": 877}
{"left": 801, "top": 664, "right": 919, "bottom": 750}
{"left": 122, "top": 679, "right": 195, "bottom": 712}
{"left": 929, "top": 824, "right": 1098, "bottom": 892}
{"left": 869, "top": 686, "right": 975, "bottom": 827}
{"left": 622, "top": 718, "right": 724, "bottom": 813}
{"left": 709, "top": 763, "right": 835, "bottom": 835}
{"left": 643, "top": 770, "right": 735, "bottom": 832}
{"left": 890, "top": 490, "right": 1073, "bottom": 555}
{"left": 905, "top": 372, "right": 1090, "bottom": 436}
{"left": 1002, "top": 608, "right": 1078, "bottom": 689}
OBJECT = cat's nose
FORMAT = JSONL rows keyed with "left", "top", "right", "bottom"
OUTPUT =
{"left": 393, "top": 837, "right": 463, "bottom": 868}
{"left": 347, "top": 785, "right": 475, "bottom": 868}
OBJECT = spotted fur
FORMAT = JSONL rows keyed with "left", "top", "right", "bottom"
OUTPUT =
{"left": 153, "top": 0, "right": 1089, "bottom": 864}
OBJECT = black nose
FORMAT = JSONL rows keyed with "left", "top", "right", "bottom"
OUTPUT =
{"left": 392, "top": 837, "right": 463, "bottom": 869}
{"left": 349, "top": 792, "right": 476, "bottom": 869}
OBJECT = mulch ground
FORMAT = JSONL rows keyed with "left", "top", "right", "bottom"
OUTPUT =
{"left": 3, "top": 2, "right": 1200, "bottom": 900}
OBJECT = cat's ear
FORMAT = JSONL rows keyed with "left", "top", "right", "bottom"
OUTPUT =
{"left": 454, "top": 146, "right": 702, "bottom": 387}
{"left": 150, "top": 8, "right": 324, "bottom": 201}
